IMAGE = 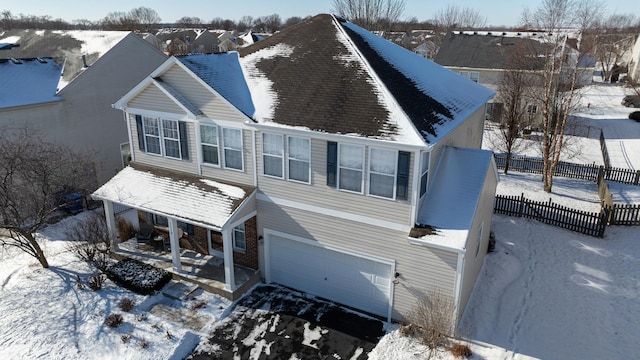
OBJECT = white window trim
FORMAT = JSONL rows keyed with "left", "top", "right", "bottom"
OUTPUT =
{"left": 337, "top": 143, "right": 365, "bottom": 194}
{"left": 162, "top": 119, "right": 182, "bottom": 160}
{"left": 367, "top": 147, "right": 398, "bottom": 200}
{"left": 142, "top": 116, "right": 184, "bottom": 160}
{"left": 232, "top": 223, "right": 246, "bottom": 252}
{"left": 262, "top": 132, "right": 285, "bottom": 179}
{"left": 222, "top": 127, "right": 244, "bottom": 172}
{"left": 419, "top": 152, "right": 429, "bottom": 198}
{"left": 286, "top": 136, "right": 311, "bottom": 184}
{"left": 469, "top": 71, "right": 479, "bottom": 82}
{"left": 200, "top": 124, "right": 220, "bottom": 167}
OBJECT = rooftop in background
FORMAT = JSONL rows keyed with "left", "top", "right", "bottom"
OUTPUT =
{"left": 0, "top": 57, "right": 62, "bottom": 109}
{"left": 0, "top": 30, "right": 129, "bottom": 89}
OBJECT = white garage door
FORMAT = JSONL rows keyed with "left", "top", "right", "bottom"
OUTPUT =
{"left": 267, "top": 233, "right": 393, "bottom": 318}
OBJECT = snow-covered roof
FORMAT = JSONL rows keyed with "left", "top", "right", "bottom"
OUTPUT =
{"left": 177, "top": 53, "right": 255, "bottom": 117}
{"left": 0, "top": 30, "right": 128, "bottom": 89}
{"left": 92, "top": 163, "right": 255, "bottom": 229}
{"left": 0, "top": 57, "right": 62, "bottom": 108}
{"left": 413, "top": 147, "right": 495, "bottom": 250}
{"left": 235, "top": 14, "right": 493, "bottom": 146}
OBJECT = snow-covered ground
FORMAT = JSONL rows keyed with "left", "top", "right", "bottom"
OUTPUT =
{"left": 1, "top": 82, "right": 639, "bottom": 359}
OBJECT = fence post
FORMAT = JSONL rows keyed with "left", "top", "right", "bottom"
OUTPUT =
{"left": 518, "top": 193, "right": 525, "bottom": 217}
{"left": 635, "top": 170, "right": 640, "bottom": 186}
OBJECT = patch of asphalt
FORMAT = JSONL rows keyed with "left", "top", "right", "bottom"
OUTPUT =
{"left": 189, "top": 284, "right": 385, "bottom": 359}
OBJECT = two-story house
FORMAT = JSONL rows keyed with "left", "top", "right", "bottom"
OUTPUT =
{"left": 93, "top": 14, "right": 498, "bottom": 325}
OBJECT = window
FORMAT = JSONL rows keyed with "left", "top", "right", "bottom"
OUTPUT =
{"left": 368, "top": 148, "right": 397, "bottom": 199}
{"left": 338, "top": 144, "right": 364, "bottom": 193}
{"left": 459, "top": 71, "right": 479, "bottom": 82}
{"left": 420, "top": 152, "right": 429, "bottom": 197}
{"left": 232, "top": 223, "right": 246, "bottom": 251}
{"left": 162, "top": 119, "right": 181, "bottom": 158}
{"left": 178, "top": 221, "right": 195, "bottom": 236}
{"left": 137, "top": 116, "right": 189, "bottom": 160}
{"left": 153, "top": 214, "right": 168, "bottom": 227}
{"left": 527, "top": 104, "right": 538, "bottom": 114}
{"left": 288, "top": 136, "right": 310, "bottom": 183}
{"left": 200, "top": 125, "right": 219, "bottom": 165}
{"left": 263, "top": 133, "right": 283, "bottom": 178}
{"left": 142, "top": 117, "right": 161, "bottom": 155}
{"left": 222, "top": 128, "right": 243, "bottom": 170}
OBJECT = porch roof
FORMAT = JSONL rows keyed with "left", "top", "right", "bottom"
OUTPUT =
{"left": 92, "top": 163, "right": 255, "bottom": 230}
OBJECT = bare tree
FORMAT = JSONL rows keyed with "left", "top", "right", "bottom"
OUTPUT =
{"left": 283, "top": 16, "right": 304, "bottom": 29}
{"left": 175, "top": 16, "right": 203, "bottom": 27}
{"left": 332, "top": 0, "right": 406, "bottom": 31}
{"left": 525, "top": 0, "right": 601, "bottom": 192}
{"left": 0, "top": 130, "right": 96, "bottom": 268}
{"left": 492, "top": 43, "right": 540, "bottom": 174}
{"left": 433, "top": 5, "right": 486, "bottom": 32}
{"left": 129, "top": 6, "right": 160, "bottom": 31}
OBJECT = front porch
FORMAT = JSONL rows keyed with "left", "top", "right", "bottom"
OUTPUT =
{"left": 115, "top": 239, "right": 261, "bottom": 300}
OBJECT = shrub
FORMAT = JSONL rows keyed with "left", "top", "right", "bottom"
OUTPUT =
{"left": 118, "top": 297, "right": 136, "bottom": 312}
{"left": 629, "top": 111, "right": 640, "bottom": 122}
{"left": 449, "top": 343, "right": 472, "bottom": 358}
{"left": 105, "top": 313, "right": 123, "bottom": 328}
{"left": 65, "top": 213, "right": 112, "bottom": 271}
{"left": 408, "top": 290, "right": 455, "bottom": 349}
{"left": 88, "top": 274, "right": 106, "bottom": 291}
{"left": 139, "top": 338, "right": 150, "bottom": 349}
{"left": 120, "top": 334, "right": 131, "bottom": 343}
{"left": 117, "top": 218, "right": 137, "bottom": 242}
{"left": 104, "top": 258, "right": 172, "bottom": 295}
{"left": 166, "top": 330, "right": 173, "bottom": 340}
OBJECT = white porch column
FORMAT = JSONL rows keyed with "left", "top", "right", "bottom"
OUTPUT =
{"left": 222, "top": 227, "right": 235, "bottom": 291}
{"left": 102, "top": 200, "right": 118, "bottom": 251}
{"left": 168, "top": 218, "right": 182, "bottom": 272}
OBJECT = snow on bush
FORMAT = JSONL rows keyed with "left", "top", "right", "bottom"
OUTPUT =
{"left": 105, "top": 258, "right": 172, "bottom": 295}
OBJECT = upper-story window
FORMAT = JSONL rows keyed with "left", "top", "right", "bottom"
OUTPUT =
{"left": 263, "top": 133, "right": 284, "bottom": 178}
{"left": 136, "top": 115, "right": 189, "bottom": 160}
{"left": 200, "top": 124, "right": 219, "bottom": 166}
{"left": 338, "top": 143, "right": 365, "bottom": 193}
{"left": 527, "top": 104, "right": 538, "bottom": 115}
{"left": 327, "top": 141, "right": 410, "bottom": 200}
{"left": 460, "top": 71, "right": 479, "bottom": 83}
{"left": 419, "top": 152, "right": 429, "bottom": 197}
{"left": 222, "top": 127, "right": 243, "bottom": 171}
{"left": 368, "top": 148, "right": 397, "bottom": 199}
{"left": 287, "top": 136, "right": 310, "bottom": 183}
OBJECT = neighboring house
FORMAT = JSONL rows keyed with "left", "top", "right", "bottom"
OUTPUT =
{"left": 94, "top": 14, "right": 497, "bottom": 325}
{"left": 434, "top": 31, "right": 591, "bottom": 124}
{"left": 0, "top": 32, "right": 168, "bottom": 186}
{"left": 626, "top": 34, "right": 640, "bottom": 82}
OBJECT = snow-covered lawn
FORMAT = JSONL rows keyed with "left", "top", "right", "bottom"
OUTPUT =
{"left": 0, "top": 212, "right": 230, "bottom": 360}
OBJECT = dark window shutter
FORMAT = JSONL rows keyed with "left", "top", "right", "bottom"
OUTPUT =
{"left": 327, "top": 141, "right": 337, "bottom": 187}
{"left": 135, "top": 115, "right": 145, "bottom": 152}
{"left": 396, "top": 151, "right": 410, "bottom": 200}
{"left": 179, "top": 121, "right": 189, "bottom": 160}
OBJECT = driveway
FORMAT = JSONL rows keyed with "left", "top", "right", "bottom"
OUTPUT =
{"left": 189, "top": 284, "right": 386, "bottom": 359}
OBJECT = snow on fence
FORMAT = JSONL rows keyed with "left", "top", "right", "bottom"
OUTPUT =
{"left": 599, "top": 129, "right": 612, "bottom": 170}
{"left": 493, "top": 153, "right": 640, "bottom": 186}
{"left": 494, "top": 193, "right": 608, "bottom": 237}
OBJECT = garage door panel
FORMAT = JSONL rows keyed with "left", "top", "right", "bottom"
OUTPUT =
{"left": 267, "top": 234, "right": 392, "bottom": 317}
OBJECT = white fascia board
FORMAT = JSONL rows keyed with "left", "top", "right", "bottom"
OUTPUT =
{"left": 122, "top": 107, "right": 194, "bottom": 122}
{"left": 248, "top": 122, "right": 428, "bottom": 153}
{"left": 407, "top": 236, "right": 466, "bottom": 254}
{"left": 170, "top": 57, "right": 256, "bottom": 123}
{"left": 222, "top": 190, "right": 258, "bottom": 231}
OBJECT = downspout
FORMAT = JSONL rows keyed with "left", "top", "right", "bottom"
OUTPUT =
{"left": 388, "top": 262, "right": 397, "bottom": 323}
{"left": 452, "top": 250, "right": 466, "bottom": 328}
{"left": 251, "top": 128, "right": 258, "bottom": 187}
{"left": 409, "top": 149, "right": 421, "bottom": 225}
{"left": 124, "top": 111, "right": 135, "bottom": 163}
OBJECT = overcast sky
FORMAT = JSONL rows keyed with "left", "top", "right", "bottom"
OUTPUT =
{"left": 1, "top": 0, "right": 634, "bottom": 28}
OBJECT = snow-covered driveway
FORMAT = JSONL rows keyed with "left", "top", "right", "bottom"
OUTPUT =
{"left": 460, "top": 215, "right": 640, "bottom": 359}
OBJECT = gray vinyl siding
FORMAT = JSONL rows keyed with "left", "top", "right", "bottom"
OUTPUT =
{"left": 161, "top": 65, "right": 248, "bottom": 122}
{"left": 129, "top": 85, "right": 186, "bottom": 115}
{"left": 257, "top": 199, "right": 458, "bottom": 321}
{"left": 429, "top": 106, "right": 486, "bottom": 188}
{"left": 458, "top": 163, "right": 498, "bottom": 322}
{"left": 128, "top": 114, "right": 198, "bottom": 174}
{"left": 257, "top": 135, "right": 413, "bottom": 225}
{"left": 200, "top": 129, "right": 255, "bottom": 186}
